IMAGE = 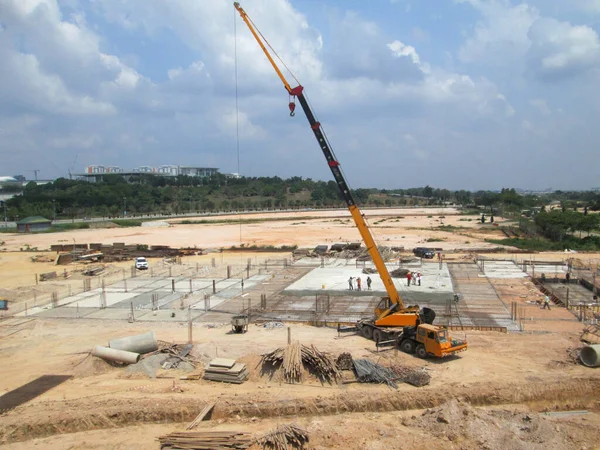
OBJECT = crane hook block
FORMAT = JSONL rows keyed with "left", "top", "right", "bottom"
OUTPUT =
{"left": 289, "top": 101, "right": 296, "bottom": 117}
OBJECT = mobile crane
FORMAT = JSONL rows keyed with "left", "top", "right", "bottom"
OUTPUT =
{"left": 234, "top": 3, "right": 467, "bottom": 358}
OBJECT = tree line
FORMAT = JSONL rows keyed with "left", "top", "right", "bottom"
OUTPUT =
{"left": 2, "top": 174, "right": 600, "bottom": 223}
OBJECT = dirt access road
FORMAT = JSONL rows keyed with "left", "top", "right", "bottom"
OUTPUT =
{"left": 0, "top": 207, "right": 505, "bottom": 252}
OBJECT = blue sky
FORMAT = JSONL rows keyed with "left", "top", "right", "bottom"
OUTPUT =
{"left": 1, "top": 0, "right": 600, "bottom": 190}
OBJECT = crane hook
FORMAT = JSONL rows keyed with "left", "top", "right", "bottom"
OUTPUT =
{"left": 289, "top": 100, "right": 296, "bottom": 117}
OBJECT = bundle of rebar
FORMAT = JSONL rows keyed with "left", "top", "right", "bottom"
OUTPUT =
{"left": 261, "top": 343, "right": 340, "bottom": 384}
{"left": 158, "top": 431, "right": 252, "bottom": 449}
{"left": 352, "top": 359, "right": 397, "bottom": 389}
{"left": 254, "top": 424, "right": 310, "bottom": 450}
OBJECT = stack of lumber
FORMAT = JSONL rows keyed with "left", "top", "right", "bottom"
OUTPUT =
{"left": 158, "top": 431, "right": 252, "bottom": 449}
{"left": 203, "top": 358, "right": 249, "bottom": 384}
{"left": 255, "top": 424, "right": 310, "bottom": 450}
{"left": 261, "top": 343, "right": 340, "bottom": 384}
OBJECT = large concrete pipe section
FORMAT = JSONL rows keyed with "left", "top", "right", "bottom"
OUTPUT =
{"left": 92, "top": 345, "right": 140, "bottom": 364}
{"left": 108, "top": 331, "right": 158, "bottom": 354}
{"left": 580, "top": 345, "right": 600, "bottom": 368}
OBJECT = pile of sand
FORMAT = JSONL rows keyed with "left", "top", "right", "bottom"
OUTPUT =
{"left": 70, "top": 354, "right": 120, "bottom": 378}
{"left": 404, "top": 399, "right": 575, "bottom": 450}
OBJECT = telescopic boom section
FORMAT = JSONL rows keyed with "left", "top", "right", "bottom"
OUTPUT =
{"left": 234, "top": 2, "right": 404, "bottom": 311}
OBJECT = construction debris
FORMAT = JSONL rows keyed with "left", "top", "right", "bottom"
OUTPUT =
{"left": 203, "top": 358, "right": 249, "bottom": 384}
{"left": 335, "top": 352, "right": 354, "bottom": 371}
{"left": 390, "top": 365, "right": 431, "bottom": 387}
{"left": 82, "top": 265, "right": 105, "bottom": 276}
{"left": 389, "top": 268, "right": 409, "bottom": 278}
{"left": 186, "top": 402, "right": 216, "bottom": 430}
{"left": 158, "top": 431, "right": 252, "bottom": 449}
{"left": 261, "top": 343, "right": 340, "bottom": 384}
{"left": 581, "top": 324, "right": 600, "bottom": 344}
{"left": 255, "top": 424, "right": 309, "bottom": 450}
{"left": 352, "top": 359, "right": 397, "bottom": 389}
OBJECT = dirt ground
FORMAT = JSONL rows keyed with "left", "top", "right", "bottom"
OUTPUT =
{"left": 2, "top": 208, "right": 600, "bottom": 449}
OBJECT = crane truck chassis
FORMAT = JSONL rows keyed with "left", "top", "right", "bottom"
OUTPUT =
{"left": 235, "top": 2, "right": 467, "bottom": 360}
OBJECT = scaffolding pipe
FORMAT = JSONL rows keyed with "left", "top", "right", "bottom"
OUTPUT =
{"left": 580, "top": 345, "right": 600, "bottom": 368}
{"left": 92, "top": 345, "right": 140, "bottom": 364}
{"left": 108, "top": 331, "right": 158, "bottom": 354}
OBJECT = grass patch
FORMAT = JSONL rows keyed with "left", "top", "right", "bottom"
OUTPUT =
{"left": 426, "top": 238, "right": 445, "bottom": 242}
{"left": 487, "top": 236, "right": 600, "bottom": 251}
{"left": 112, "top": 219, "right": 143, "bottom": 227}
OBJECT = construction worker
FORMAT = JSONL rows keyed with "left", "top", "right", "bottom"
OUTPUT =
{"left": 417, "top": 272, "right": 422, "bottom": 286}
{"left": 565, "top": 272, "right": 571, "bottom": 284}
{"left": 366, "top": 276, "right": 372, "bottom": 290}
{"left": 542, "top": 295, "right": 551, "bottom": 310}
{"left": 348, "top": 277, "right": 354, "bottom": 290}
{"left": 406, "top": 272, "right": 412, "bottom": 287}
{"left": 356, "top": 277, "right": 362, "bottom": 291}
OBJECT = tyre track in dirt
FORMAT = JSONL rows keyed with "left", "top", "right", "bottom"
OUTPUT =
{"left": 1, "top": 377, "right": 599, "bottom": 444}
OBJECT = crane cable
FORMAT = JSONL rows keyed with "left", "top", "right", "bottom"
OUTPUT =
{"left": 234, "top": 7, "right": 243, "bottom": 258}
{"left": 246, "top": 14, "right": 301, "bottom": 87}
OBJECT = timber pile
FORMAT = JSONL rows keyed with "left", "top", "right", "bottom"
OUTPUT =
{"left": 261, "top": 343, "right": 340, "bottom": 384}
{"left": 255, "top": 424, "right": 309, "bottom": 450}
{"left": 158, "top": 431, "right": 252, "bottom": 449}
{"left": 203, "top": 358, "right": 249, "bottom": 384}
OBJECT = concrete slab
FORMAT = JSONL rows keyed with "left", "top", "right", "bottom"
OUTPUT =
{"left": 134, "top": 309, "right": 204, "bottom": 322}
{"left": 481, "top": 261, "right": 528, "bottom": 279}
{"left": 33, "top": 307, "right": 99, "bottom": 319}
{"left": 85, "top": 308, "right": 136, "bottom": 320}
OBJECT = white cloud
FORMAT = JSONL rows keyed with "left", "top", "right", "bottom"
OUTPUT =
{"left": 529, "top": 99, "right": 552, "bottom": 116}
{"left": 527, "top": 18, "right": 600, "bottom": 80}
{"left": 459, "top": 0, "right": 600, "bottom": 82}
{"left": 457, "top": 0, "right": 538, "bottom": 64}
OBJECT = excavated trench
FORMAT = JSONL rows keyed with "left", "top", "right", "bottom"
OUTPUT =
{"left": 2, "top": 378, "right": 599, "bottom": 444}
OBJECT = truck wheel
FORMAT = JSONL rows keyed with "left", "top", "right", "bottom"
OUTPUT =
{"left": 372, "top": 329, "right": 383, "bottom": 343}
{"left": 362, "top": 326, "right": 373, "bottom": 340}
{"left": 400, "top": 339, "right": 415, "bottom": 354}
{"left": 415, "top": 344, "right": 428, "bottom": 359}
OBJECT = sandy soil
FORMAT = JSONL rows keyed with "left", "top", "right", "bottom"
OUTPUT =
{"left": 0, "top": 320, "right": 599, "bottom": 448}
{"left": 0, "top": 208, "right": 503, "bottom": 252}
{"left": 2, "top": 209, "right": 600, "bottom": 448}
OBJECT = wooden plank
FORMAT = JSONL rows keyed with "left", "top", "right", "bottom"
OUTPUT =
{"left": 208, "top": 358, "right": 236, "bottom": 368}
{"left": 186, "top": 402, "right": 216, "bottom": 430}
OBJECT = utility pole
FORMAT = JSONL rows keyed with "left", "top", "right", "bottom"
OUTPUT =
{"left": 1, "top": 201, "right": 6, "bottom": 229}
{"left": 52, "top": 199, "right": 56, "bottom": 221}
{"left": 123, "top": 197, "right": 127, "bottom": 217}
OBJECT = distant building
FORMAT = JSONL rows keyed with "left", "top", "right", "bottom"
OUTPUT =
{"left": 75, "top": 165, "right": 221, "bottom": 182}
{"left": 17, "top": 216, "right": 52, "bottom": 233}
{"left": 179, "top": 167, "right": 219, "bottom": 178}
{"left": 156, "top": 165, "right": 179, "bottom": 176}
{"left": 0, "top": 176, "right": 18, "bottom": 184}
{"left": 134, "top": 166, "right": 154, "bottom": 173}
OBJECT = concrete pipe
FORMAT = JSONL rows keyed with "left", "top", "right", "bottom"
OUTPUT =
{"left": 108, "top": 331, "right": 158, "bottom": 354}
{"left": 580, "top": 345, "right": 600, "bottom": 368}
{"left": 92, "top": 345, "right": 140, "bottom": 364}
